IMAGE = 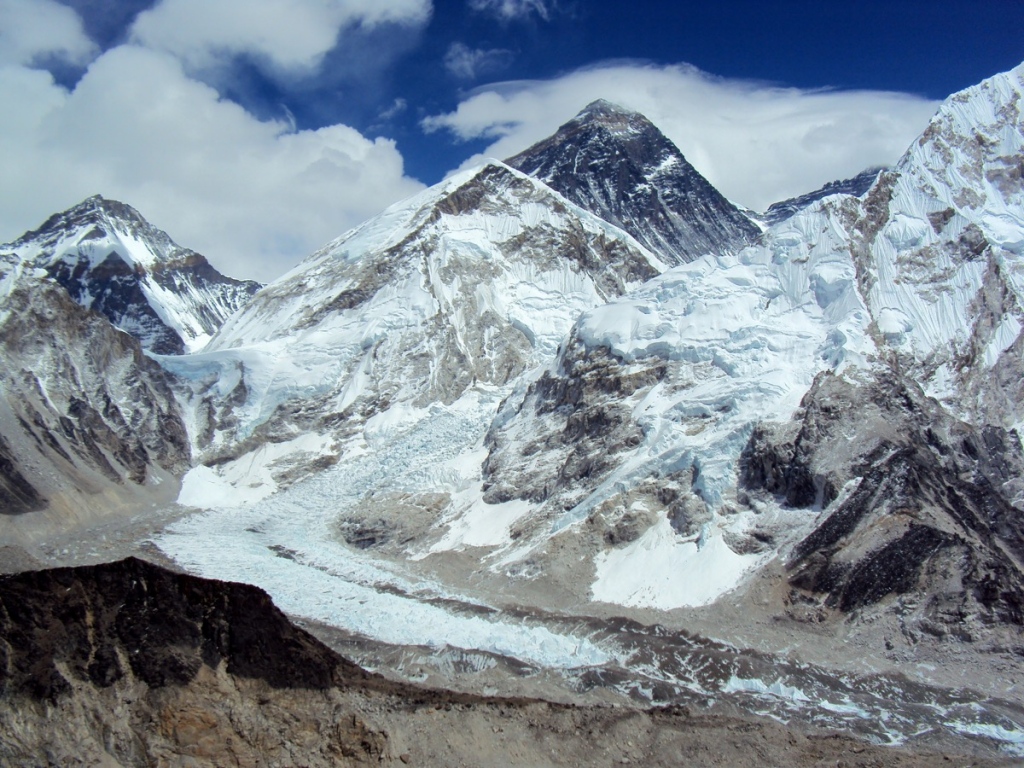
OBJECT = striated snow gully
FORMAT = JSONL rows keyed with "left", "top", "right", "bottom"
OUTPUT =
{"left": 2, "top": 63, "right": 1024, "bottom": 758}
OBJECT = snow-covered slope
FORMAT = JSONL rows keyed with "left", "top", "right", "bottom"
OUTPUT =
{"left": 857, "top": 64, "right": 1024, "bottom": 428}
{"left": 507, "top": 100, "right": 761, "bottom": 265}
{"left": 1, "top": 196, "right": 260, "bottom": 354}
{"left": 164, "top": 161, "right": 664, "bottom": 496}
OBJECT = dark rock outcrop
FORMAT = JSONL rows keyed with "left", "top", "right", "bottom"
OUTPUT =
{"left": 0, "top": 433, "right": 47, "bottom": 515}
{"left": 0, "top": 557, "right": 362, "bottom": 699}
{"left": 482, "top": 337, "right": 666, "bottom": 507}
{"left": 741, "top": 369, "right": 1024, "bottom": 631}
{"left": 0, "top": 557, "right": 393, "bottom": 766}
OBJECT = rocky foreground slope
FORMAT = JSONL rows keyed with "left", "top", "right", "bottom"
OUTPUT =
{"left": 0, "top": 557, "right": 1007, "bottom": 767}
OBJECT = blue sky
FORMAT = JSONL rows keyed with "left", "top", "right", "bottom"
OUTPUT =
{"left": 1, "top": 0, "right": 1022, "bottom": 280}
{"left": 386, "top": 0, "right": 1024, "bottom": 183}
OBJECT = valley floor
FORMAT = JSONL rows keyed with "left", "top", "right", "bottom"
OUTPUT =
{"left": 3, "top": 495, "right": 1024, "bottom": 764}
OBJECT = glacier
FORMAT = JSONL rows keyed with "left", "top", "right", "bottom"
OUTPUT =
{"left": 157, "top": 63, "right": 1024, "bottom": 620}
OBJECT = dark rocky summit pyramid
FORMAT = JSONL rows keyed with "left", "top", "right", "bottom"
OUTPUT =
{"left": 507, "top": 99, "right": 761, "bottom": 264}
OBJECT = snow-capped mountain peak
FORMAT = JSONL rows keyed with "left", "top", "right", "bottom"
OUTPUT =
{"left": 26, "top": 194, "right": 171, "bottom": 269}
{"left": 897, "top": 62, "right": 1024, "bottom": 253}
{"left": 572, "top": 99, "right": 652, "bottom": 133}
{"left": 847, "top": 62, "right": 1024, "bottom": 427}
{"left": 2, "top": 196, "right": 260, "bottom": 354}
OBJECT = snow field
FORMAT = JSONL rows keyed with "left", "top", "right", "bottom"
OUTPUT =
{"left": 591, "top": 516, "right": 764, "bottom": 608}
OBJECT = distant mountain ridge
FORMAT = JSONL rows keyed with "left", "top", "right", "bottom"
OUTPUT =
{"left": 761, "top": 167, "right": 885, "bottom": 225}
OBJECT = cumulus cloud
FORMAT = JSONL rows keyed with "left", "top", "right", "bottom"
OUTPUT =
{"left": 423, "top": 62, "right": 941, "bottom": 211}
{"left": 468, "top": 0, "right": 553, "bottom": 22}
{"left": 130, "top": 0, "right": 432, "bottom": 73}
{"left": 444, "top": 42, "right": 513, "bottom": 80}
{"left": 0, "top": 0, "right": 98, "bottom": 66}
{"left": 0, "top": 46, "right": 425, "bottom": 281}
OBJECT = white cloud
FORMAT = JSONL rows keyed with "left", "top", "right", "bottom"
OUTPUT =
{"left": 444, "top": 42, "right": 513, "bottom": 80}
{"left": 0, "top": 46, "right": 425, "bottom": 282}
{"left": 0, "top": 0, "right": 97, "bottom": 67}
{"left": 378, "top": 97, "right": 408, "bottom": 121}
{"left": 131, "top": 0, "right": 432, "bottom": 73}
{"left": 468, "top": 0, "right": 553, "bottom": 22}
{"left": 423, "top": 62, "right": 941, "bottom": 211}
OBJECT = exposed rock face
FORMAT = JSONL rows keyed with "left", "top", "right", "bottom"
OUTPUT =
{"left": 2, "top": 195, "right": 260, "bottom": 354}
{"left": 0, "top": 434, "right": 45, "bottom": 516}
{"left": 507, "top": 100, "right": 761, "bottom": 265}
{"left": 742, "top": 369, "right": 1024, "bottom": 634}
{"left": 761, "top": 167, "right": 885, "bottom": 225}
{"left": 0, "top": 557, "right": 357, "bottom": 698}
{"left": 482, "top": 335, "right": 666, "bottom": 511}
{"left": 0, "top": 276, "right": 189, "bottom": 518}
